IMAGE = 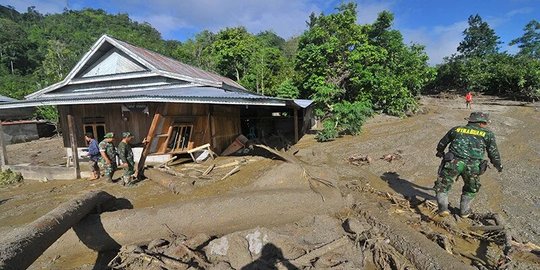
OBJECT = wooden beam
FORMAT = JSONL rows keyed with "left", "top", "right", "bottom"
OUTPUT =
{"left": 294, "top": 108, "right": 299, "bottom": 143}
{"left": 209, "top": 106, "right": 216, "bottom": 148}
{"left": 136, "top": 104, "right": 166, "bottom": 180}
{"left": 0, "top": 123, "right": 7, "bottom": 166}
{"left": 67, "top": 114, "right": 81, "bottom": 179}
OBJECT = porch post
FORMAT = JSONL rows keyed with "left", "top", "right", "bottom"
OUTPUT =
{"left": 67, "top": 114, "right": 81, "bottom": 179}
{"left": 0, "top": 123, "right": 8, "bottom": 167}
{"left": 294, "top": 108, "right": 299, "bottom": 143}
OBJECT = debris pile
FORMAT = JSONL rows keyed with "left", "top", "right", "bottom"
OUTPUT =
{"left": 347, "top": 154, "right": 372, "bottom": 166}
{"left": 106, "top": 215, "right": 414, "bottom": 269}
{"left": 381, "top": 150, "right": 403, "bottom": 163}
{"left": 347, "top": 150, "right": 404, "bottom": 166}
{"left": 350, "top": 181, "right": 540, "bottom": 269}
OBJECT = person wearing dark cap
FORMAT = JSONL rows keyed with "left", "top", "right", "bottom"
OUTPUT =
{"left": 434, "top": 112, "right": 502, "bottom": 218}
{"left": 84, "top": 133, "right": 101, "bottom": 180}
{"left": 117, "top": 132, "right": 136, "bottom": 186}
{"left": 98, "top": 132, "right": 117, "bottom": 182}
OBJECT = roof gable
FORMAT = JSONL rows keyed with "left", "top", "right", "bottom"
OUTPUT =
{"left": 79, "top": 48, "right": 147, "bottom": 78}
{"left": 26, "top": 34, "right": 246, "bottom": 99}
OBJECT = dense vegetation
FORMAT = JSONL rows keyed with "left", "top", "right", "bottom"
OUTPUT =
{"left": 431, "top": 15, "right": 540, "bottom": 101}
{"left": 1, "top": 4, "right": 538, "bottom": 141}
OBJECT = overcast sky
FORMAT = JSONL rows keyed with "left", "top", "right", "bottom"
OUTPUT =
{"left": 2, "top": 0, "right": 539, "bottom": 64}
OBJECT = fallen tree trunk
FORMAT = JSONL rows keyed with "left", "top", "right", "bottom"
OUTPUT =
{"left": 0, "top": 190, "right": 115, "bottom": 270}
{"left": 38, "top": 188, "right": 343, "bottom": 264}
{"left": 145, "top": 168, "right": 184, "bottom": 194}
{"left": 358, "top": 202, "right": 475, "bottom": 270}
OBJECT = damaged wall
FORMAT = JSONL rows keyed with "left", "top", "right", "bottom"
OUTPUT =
{"left": 57, "top": 103, "right": 241, "bottom": 155}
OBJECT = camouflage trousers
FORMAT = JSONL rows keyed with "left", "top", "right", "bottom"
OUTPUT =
{"left": 434, "top": 158, "right": 481, "bottom": 198}
{"left": 123, "top": 163, "right": 135, "bottom": 177}
{"left": 99, "top": 159, "right": 117, "bottom": 179}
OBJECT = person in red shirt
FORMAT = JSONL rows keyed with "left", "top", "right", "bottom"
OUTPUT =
{"left": 465, "top": 92, "right": 473, "bottom": 109}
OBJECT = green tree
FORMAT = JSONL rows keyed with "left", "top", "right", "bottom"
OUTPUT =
{"left": 37, "top": 39, "right": 76, "bottom": 85}
{"left": 0, "top": 18, "right": 40, "bottom": 75}
{"left": 457, "top": 14, "right": 500, "bottom": 58}
{"left": 272, "top": 78, "right": 299, "bottom": 98}
{"left": 173, "top": 30, "right": 216, "bottom": 70}
{"left": 296, "top": 3, "right": 433, "bottom": 140}
{"left": 210, "top": 27, "right": 256, "bottom": 82}
{"left": 510, "top": 20, "right": 540, "bottom": 59}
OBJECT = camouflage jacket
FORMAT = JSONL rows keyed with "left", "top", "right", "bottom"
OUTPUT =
{"left": 98, "top": 140, "right": 117, "bottom": 161}
{"left": 436, "top": 123, "right": 501, "bottom": 167}
{"left": 117, "top": 141, "right": 134, "bottom": 166}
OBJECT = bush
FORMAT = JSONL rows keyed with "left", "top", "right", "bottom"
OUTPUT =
{"left": 316, "top": 100, "right": 373, "bottom": 142}
{"left": 0, "top": 169, "right": 24, "bottom": 187}
{"left": 35, "top": 105, "right": 59, "bottom": 123}
{"left": 315, "top": 120, "right": 338, "bottom": 142}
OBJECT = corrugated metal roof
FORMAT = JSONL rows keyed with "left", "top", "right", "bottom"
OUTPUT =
{"left": 0, "top": 87, "right": 287, "bottom": 109}
{"left": 112, "top": 37, "right": 246, "bottom": 90}
{"left": 0, "top": 95, "right": 16, "bottom": 103}
{"left": 293, "top": 99, "right": 314, "bottom": 108}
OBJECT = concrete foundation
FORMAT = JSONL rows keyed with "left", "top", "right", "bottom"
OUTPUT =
{"left": 2, "top": 165, "right": 91, "bottom": 180}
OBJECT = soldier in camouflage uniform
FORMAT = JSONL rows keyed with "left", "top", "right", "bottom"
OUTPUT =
{"left": 117, "top": 132, "right": 136, "bottom": 186}
{"left": 435, "top": 112, "right": 503, "bottom": 217}
{"left": 99, "top": 132, "right": 117, "bottom": 182}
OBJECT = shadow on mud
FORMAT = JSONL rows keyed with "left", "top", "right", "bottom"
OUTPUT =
{"left": 0, "top": 198, "right": 11, "bottom": 206}
{"left": 241, "top": 243, "right": 299, "bottom": 270}
{"left": 73, "top": 197, "right": 134, "bottom": 270}
{"left": 380, "top": 172, "right": 435, "bottom": 201}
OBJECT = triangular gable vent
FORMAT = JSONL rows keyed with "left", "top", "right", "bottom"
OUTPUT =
{"left": 80, "top": 47, "right": 147, "bottom": 78}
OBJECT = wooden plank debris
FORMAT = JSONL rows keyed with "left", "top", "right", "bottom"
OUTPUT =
{"left": 157, "top": 156, "right": 178, "bottom": 168}
{"left": 290, "top": 236, "right": 349, "bottom": 266}
{"left": 187, "top": 143, "right": 216, "bottom": 163}
{"left": 220, "top": 166, "right": 240, "bottom": 181}
{"left": 253, "top": 144, "right": 296, "bottom": 163}
{"left": 202, "top": 164, "right": 215, "bottom": 176}
{"left": 137, "top": 110, "right": 164, "bottom": 180}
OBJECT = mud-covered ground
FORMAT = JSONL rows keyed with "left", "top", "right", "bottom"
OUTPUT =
{"left": 320, "top": 95, "right": 540, "bottom": 244}
{"left": 0, "top": 95, "right": 539, "bottom": 269}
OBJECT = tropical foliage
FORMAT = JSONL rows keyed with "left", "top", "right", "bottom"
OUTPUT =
{"left": 431, "top": 15, "right": 540, "bottom": 101}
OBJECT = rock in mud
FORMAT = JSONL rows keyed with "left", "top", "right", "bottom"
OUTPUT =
{"left": 205, "top": 227, "right": 304, "bottom": 269}
{"left": 184, "top": 233, "right": 211, "bottom": 250}
{"left": 342, "top": 217, "right": 370, "bottom": 235}
{"left": 294, "top": 215, "right": 345, "bottom": 246}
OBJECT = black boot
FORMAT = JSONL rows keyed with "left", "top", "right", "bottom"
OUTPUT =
{"left": 460, "top": 195, "right": 473, "bottom": 218}
{"left": 436, "top": 192, "right": 450, "bottom": 217}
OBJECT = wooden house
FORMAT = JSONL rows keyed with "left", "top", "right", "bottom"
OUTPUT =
{"left": 0, "top": 35, "right": 312, "bottom": 167}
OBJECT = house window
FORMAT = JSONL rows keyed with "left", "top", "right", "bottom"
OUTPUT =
{"left": 167, "top": 124, "right": 193, "bottom": 152}
{"left": 83, "top": 117, "right": 106, "bottom": 142}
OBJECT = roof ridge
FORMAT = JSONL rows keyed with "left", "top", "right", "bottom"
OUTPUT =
{"left": 107, "top": 36, "right": 246, "bottom": 90}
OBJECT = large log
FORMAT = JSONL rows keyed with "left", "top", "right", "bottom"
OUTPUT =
{"left": 37, "top": 188, "right": 344, "bottom": 264}
{"left": 145, "top": 167, "right": 184, "bottom": 194}
{"left": 0, "top": 190, "right": 115, "bottom": 270}
{"left": 359, "top": 202, "right": 475, "bottom": 270}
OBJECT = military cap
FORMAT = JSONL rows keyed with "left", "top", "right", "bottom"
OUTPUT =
{"left": 122, "top": 132, "right": 134, "bottom": 138}
{"left": 466, "top": 112, "right": 490, "bottom": 123}
{"left": 104, "top": 132, "right": 115, "bottom": 138}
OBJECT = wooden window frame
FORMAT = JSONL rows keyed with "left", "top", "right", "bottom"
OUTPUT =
{"left": 83, "top": 123, "right": 107, "bottom": 143}
{"left": 165, "top": 124, "right": 193, "bottom": 153}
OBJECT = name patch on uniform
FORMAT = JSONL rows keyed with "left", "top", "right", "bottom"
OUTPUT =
{"left": 456, "top": 127, "right": 486, "bottom": 137}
